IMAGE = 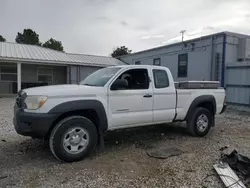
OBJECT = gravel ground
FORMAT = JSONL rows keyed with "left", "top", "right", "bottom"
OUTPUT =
{"left": 0, "top": 97, "right": 250, "bottom": 188}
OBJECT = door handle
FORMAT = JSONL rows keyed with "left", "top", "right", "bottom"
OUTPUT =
{"left": 143, "top": 94, "right": 152, "bottom": 98}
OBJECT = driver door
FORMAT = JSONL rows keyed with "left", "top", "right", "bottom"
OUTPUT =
{"left": 108, "top": 68, "right": 153, "bottom": 128}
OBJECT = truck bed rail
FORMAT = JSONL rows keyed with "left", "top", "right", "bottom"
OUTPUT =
{"left": 175, "top": 81, "right": 220, "bottom": 89}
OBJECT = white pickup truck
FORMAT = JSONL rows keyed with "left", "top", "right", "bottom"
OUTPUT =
{"left": 13, "top": 65, "right": 226, "bottom": 162}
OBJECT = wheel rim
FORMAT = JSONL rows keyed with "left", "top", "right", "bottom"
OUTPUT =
{"left": 196, "top": 114, "right": 209, "bottom": 132}
{"left": 63, "top": 127, "right": 89, "bottom": 154}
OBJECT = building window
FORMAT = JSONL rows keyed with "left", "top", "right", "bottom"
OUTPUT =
{"left": 0, "top": 66, "right": 17, "bottom": 81}
{"left": 135, "top": 61, "right": 141, "bottom": 65}
{"left": 178, "top": 54, "right": 188, "bottom": 77}
{"left": 153, "top": 69, "right": 169, "bottom": 88}
{"left": 153, "top": 58, "right": 161, "bottom": 66}
{"left": 37, "top": 67, "right": 53, "bottom": 83}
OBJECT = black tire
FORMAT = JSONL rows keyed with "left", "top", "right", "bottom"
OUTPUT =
{"left": 187, "top": 107, "right": 213, "bottom": 137}
{"left": 49, "top": 116, "right": 97, "bottom": 162}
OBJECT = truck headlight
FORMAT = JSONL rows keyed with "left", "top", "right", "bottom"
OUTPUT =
{"left": 24, "top": 96, "right": 48, "bottom": 110}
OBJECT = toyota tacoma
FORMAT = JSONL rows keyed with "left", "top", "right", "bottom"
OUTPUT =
{"left": 13, "top": 65, "right": 226, "bottom": 162}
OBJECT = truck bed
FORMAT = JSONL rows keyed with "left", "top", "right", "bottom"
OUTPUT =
{"left": 175, "top": 88, "right": 225, "bottom": 120}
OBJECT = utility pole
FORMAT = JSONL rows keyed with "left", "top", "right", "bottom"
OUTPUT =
{"left": 180, "top": 30, "right": 186, "bottom": 42}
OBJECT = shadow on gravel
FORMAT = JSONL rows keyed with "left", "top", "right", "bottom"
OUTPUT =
{"left": 2, "top": 138, "right": 50, "bottom": 159}
{"left": 104, "top": 123, "right": 188, "bottom": 149}
{"left": 2, "top": 123, "right": 188, "bottom": 163}
{"left": 18, "top": 139, "right": 50, "bottom": 152}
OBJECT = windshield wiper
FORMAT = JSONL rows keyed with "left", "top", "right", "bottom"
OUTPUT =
{"left": 83, "top": 83, "right": 95, "bottom": 86}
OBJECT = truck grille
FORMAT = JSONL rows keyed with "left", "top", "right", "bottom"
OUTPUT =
{"left": 16, "top": 90, "right": 26, "bottom": 108}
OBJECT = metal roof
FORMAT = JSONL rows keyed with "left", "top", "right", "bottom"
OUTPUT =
{"left": 67, "top": 53, "right": 124, "bottom": 66}
{"left": 119, "top": 31, "right": 250, "bottom": 58}
{"left": 0, "top": 42, "right": 124, "bottom": 67}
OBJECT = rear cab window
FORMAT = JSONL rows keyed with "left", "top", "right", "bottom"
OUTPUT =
{"left": 153, "top": 69, "right": 169, "bottom": 88}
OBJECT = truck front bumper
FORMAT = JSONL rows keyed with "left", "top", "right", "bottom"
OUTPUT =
{"left": 13, "top": 106, "right": 58, "bottom": 138}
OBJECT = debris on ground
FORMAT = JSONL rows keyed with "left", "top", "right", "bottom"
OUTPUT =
{"left": 211, "top": 150, "right": 250, "bottom": 188}
{"left": 1, "top": 139, "right": 6, "bottom": 142}
{"left": 221, "top": 150, "right": 250, "bottom": 184}
{"left": 146, "top": 147, "right": 184, "bottom": 159}
{"left": 219, "top": 146, "right": 228, "bottom": 151}
{"left": 0, "top": 175, "right": 8, "bottom": 180}
{"left": 213, "top": 163, "right": 246, "bottom": 188}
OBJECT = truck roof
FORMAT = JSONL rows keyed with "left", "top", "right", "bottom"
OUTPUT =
{"left": 111, "top": 65, "right": 167, "bottom": 69}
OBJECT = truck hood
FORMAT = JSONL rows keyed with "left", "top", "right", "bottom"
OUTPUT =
{"left": 23, "top": 84, "right": 104, "bottom": 97}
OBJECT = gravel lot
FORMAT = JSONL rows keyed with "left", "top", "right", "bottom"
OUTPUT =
{"left": 0, "top": 97, "right": 250, "bottom": 188}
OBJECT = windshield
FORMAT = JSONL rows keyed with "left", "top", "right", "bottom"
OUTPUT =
{"left": 80, "top": 67, "right": 121, "bottom": 87}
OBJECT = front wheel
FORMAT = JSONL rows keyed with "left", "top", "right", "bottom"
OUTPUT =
{"left": 49, "top": 116, "right": 97, "bottom": 162}
{"left": 187, "top": 107, "right": 213, "bottom": 137}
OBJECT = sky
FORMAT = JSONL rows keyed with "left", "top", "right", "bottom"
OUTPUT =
{"left": 0, "top": 0, "right": 250, "bottom": 56}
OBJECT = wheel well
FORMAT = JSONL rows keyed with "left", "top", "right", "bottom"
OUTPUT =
{"left": 45, "top": 109, "right": 100, "bottom": 139}
{"left": 197, "top": 102, "right": 214, "bottom": 115}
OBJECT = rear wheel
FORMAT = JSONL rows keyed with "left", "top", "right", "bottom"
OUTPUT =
{"left": 49, "top": 116, "right": 97, "bottom": 162}
{"left": 187, "top": 107, "right": 213, "bottom": 137}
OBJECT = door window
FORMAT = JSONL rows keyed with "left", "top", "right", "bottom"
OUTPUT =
{"left": 153, "top": 69, "right": 169, "bottom": 88}
{"left": 112, "top": 69, "right": 149, "bottom": 90}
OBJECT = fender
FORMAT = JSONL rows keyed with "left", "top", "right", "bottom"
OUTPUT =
{"left": 185, "top": 95, "right": 216, "bottom": 120}
{"left": 48, "top": 100, "right": 108, "bottom": 131}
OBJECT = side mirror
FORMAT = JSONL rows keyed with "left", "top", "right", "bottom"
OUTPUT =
{"left": 111, "top": 79, "right": 128, "bottom": 90}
